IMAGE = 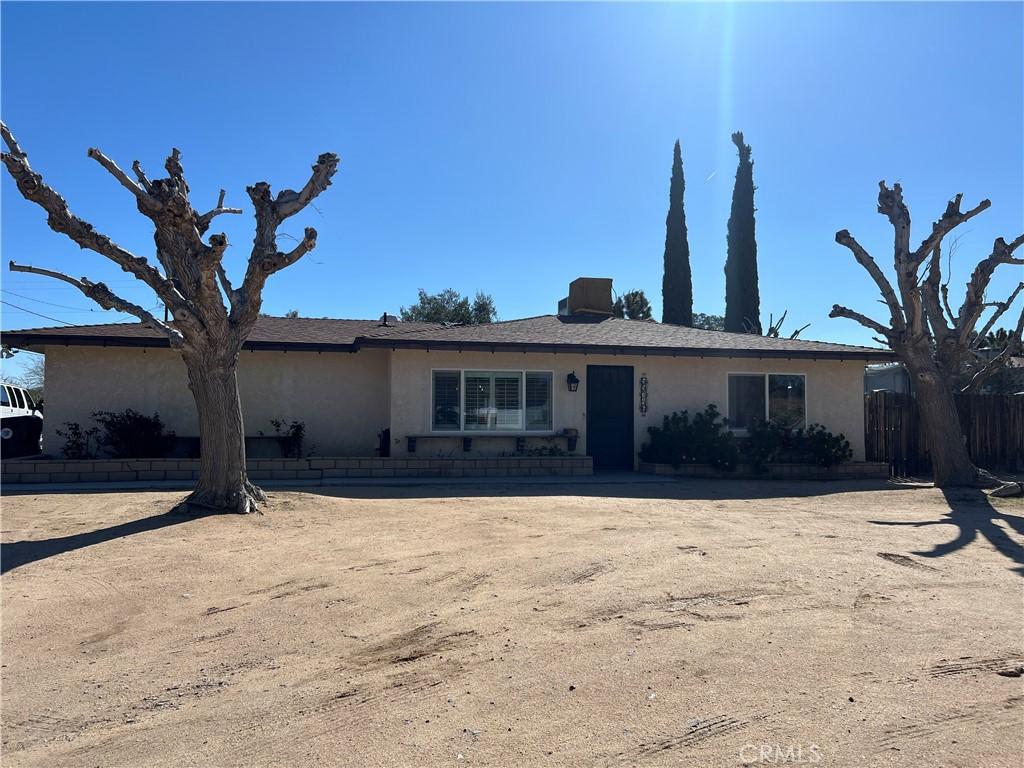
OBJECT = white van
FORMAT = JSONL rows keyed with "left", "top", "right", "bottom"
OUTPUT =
{"left": 1, "top": 383, "right": 43, "bottom": 457}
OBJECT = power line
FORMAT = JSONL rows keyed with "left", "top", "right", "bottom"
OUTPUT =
{"left": 2, "top": 289, "right": 100, "bottom": 312}
{"left": 1, "top": 300, "right": 75, "bottom": 326}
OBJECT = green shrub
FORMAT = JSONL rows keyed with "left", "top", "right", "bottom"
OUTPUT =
{"left": 270, "top": 418, "right": 306, "bottom": 459}
{"left": 739, "top": 420, "right": 852, "bottom": 469}
{"left": 742, "top": 419, "right": 790, "bottom": 471}
{"left": 639, "top": 404, "right": 738, "bottom": 471}
{"left": 57, "top": 421, "right": 99, "bottom": 460}
{"left": 642, "top": 408, "right": 853, "bottom": 472}
{"left": 92, "top": 409, "right": 175, "bottom": 458}
{"left": 801, "top": 424, "right": 853, "bottom": 468}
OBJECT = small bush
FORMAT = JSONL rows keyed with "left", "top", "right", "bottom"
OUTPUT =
{"left": 270, "top": 418, "right": 306, "bottom": 459}
{"left": 91, "top": 409, "right": 175, "bottom": 458}
{"left": 740, "top": 420, "right": 852, "bottom": 470}
{"left": 641, "top": 408, "right": 853, "bottom": 472}
{"left": 801, "top": 424, "right": 853, "bottom": 468}
{"left": 57, "top": 421, "right": 99, "bottom": 459}
{"left": 742, "top": 419, "right": 790, "bottom": 471}
{"left": 639, "top": 404, "right": 738, "bottom": 471}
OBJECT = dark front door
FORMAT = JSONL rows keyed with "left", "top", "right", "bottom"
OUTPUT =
{"left": 586, "top": 365, "right": 634, "bottom": 470}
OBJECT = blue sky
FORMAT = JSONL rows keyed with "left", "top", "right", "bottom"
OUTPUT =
{"left": 2, "top": 2, "right": 1022, "bottom": 378}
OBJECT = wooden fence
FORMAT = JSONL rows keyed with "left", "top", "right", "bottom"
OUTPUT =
{"left": 865, "top": 391, "right": 1024, "bottom": 476}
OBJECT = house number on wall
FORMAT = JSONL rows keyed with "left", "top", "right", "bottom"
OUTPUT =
{"left": 639, "top": 374, "right": 648, "bottom": 416}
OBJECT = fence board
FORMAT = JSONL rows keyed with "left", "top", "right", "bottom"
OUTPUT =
{"left": 865, "top": 392, "right": 1023, "bottom": 476}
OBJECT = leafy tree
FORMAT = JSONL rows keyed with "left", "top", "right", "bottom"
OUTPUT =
{"left": 692, "top": 313, "right": 725, "bottom": 331}
{"left": 613, "top": 289, "right": 653, "bottom": 320}
{"left": 400, "top": 289, "right": 497, "bottom": 325}
{"left": 724, "top": 132, "right": 761, "bottom": 333}
{"left": 2, "top": 123, "right": 338, "bottom": 513}
{"left": 661, "top": 140, "right": 693, "bottom": 325}
{"left": 831, "top": 182, "right": 1023, "bottom": 486}
{"left": 284, "top": 309, "right": 300, "bottom": 318}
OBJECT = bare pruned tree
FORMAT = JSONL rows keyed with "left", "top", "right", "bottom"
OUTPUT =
{"left": 831, "top": 181, "right": 1023, "bottom": 487}
{"left": 1, "top": 123, "right": 339, "bottom": 513}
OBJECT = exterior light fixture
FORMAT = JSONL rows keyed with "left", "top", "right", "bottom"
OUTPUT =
{"left": 566, "top": 371, "right": 580, "bottom": 392}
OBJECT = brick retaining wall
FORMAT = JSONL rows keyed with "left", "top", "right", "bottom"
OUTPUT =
{"left": 638, "top": 461, "right": 890, "bottom": 481}
{"left": 1, "top": 456, "right": 593, "bottom": 485}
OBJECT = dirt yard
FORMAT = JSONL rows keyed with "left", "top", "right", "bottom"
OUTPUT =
{"left": 1, "top": 480, "right": 1022, "bottom": 767}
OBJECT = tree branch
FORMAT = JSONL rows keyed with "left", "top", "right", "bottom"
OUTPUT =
{"left": 10, "top": 261, "right": 183, "bottom": 347}
{"left": 87, "top": 147, "right": 152, "bottom": 205}
{"left": 164, "top": 147, "right": 188, "bottom": 191}
{"left": 196, "top": 189, "right": 243, "bottom": 236}
{"left": 835, "top": 229, "right": 905, "bottom": 332}
{"left": 956, "top": 232, "right": 1024, "bottom": 345}
{"left": 876, "top": 181, "right": 912, "bottom": 263}
{"left": 230, "top": 152, "right": 340, "bottom": 332}
{"left": 231, "top": 227, "right": 318, "bottom": 328}
{"left": 1, "top": 122, "right": 188, "bottom": 312}
{"left": 216, "top": 263, "right": 239, "bottom": 308}
{"left": 922, "top": 243, "right": 953, "bottom": 343}
{"left": 1, "top": 122, "right": 25, "bottom": 159}
{"left": 961, "top": 304, "right": 1023, "bottom": 393}
{"left": 275, "top": 152, "right": 340, "bottom": 219}
{"left": 131, "top": 160, "right": 153, "bottom": 192}
{"left": 976, "top": 281, "right": 1024, "bottom": 343}
{"left": 829, "top": 304, "right": 894, "bottom": 340}
{"left": 913, "top": 193, "right": 991, "bottom": 266}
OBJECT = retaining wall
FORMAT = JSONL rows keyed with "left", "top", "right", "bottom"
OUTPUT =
{"left": 1, "top": 456, "right": 593, "bottom": 485}
{"left": 638, "top": 461, "right": 889, "bottom": 481}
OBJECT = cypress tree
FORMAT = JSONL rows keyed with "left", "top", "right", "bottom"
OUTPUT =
{"left": 661, "top": 140, "right": 693, "bottom": 325}
{"left": 724, "top": 131, "right": 761, "bottom": 334}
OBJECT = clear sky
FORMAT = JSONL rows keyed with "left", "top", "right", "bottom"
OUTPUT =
{"left": 2, "top": 2, "right": 1022, "bottom": 379}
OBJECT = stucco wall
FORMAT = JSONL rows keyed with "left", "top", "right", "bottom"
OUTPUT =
{"left": 40, "top": 346, "right": 389, "bottom": 457}
{"left": 387, "top": 350, "right": 867, "bottom": 462}
{"left": 39, "top": 344, "right": 867, "bottom": 463}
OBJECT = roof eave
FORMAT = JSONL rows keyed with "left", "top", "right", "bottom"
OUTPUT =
{"left": 356, "top": 337, "right": 896, "bottom": 361}
{"left": 1, "top": 332, "right": 896, "bottom": 361}
{"left": 0, "top": 334, "right": 359, "bottom": 353}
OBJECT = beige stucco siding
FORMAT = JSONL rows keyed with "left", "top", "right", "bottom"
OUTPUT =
{"left": 387, "top": 350, "right": 867, "bottom": 462}
{"left": 39, "top": 344, "right": 866, "bottom": 462}
{"left": 40, "top": 346, "right": 389, "bottom": 456}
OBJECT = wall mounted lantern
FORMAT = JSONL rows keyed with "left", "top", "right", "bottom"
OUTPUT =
{"left": 566, "top": 371, "right": 580, "bottom": 392}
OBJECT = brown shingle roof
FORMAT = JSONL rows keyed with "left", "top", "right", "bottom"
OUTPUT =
{"left": 0, "top": 316, "right": 444, "bottom": 351}
{"left": 1, "top": 314, "right": 894, "bottom": 360}
{"left": 358, "top": 314, "right": 894, "bottom": 359}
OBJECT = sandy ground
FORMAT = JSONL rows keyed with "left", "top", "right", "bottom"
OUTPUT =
{"left": 1, "top": 479, "right": 1022, "bottom": 767}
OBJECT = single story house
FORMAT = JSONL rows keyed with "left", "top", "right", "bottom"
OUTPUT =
{"left": 1, "top": 278, "right": 894, "bottom": 469}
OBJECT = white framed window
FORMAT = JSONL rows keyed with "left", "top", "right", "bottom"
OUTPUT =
{"left": 727, "top": 373, "right": 806, "bottom": 432}
{"left": 432, "top": 370, "right": 554, "bottom": 433}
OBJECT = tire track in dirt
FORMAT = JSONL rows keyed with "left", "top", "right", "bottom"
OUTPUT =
{"left": 613, "top": 712, "right": 771, "bottom": 763}
{"left": 928, "top": 655, "right": 1024, "bottom": 678}
{"left": 565, "top": 562, "right": 613, "bottom": 584}
{"left": 877, "top": 552, "right": 939, "bottom": 571}
{"left": 876, "top": 695, "right": 1022, "bottom": 749}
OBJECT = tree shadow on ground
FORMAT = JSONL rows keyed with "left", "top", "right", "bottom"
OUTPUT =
{"left": 1, "top": 509, "right": 213, "bottom": 575}
{"left": 0, "top": 477, "right": 919, "bottom": 502}
{"left": 296, "top": 477, "right": 921, "bottom": 502}
{"left": 870, "top": 488, "right": 1024, "bottom": 576}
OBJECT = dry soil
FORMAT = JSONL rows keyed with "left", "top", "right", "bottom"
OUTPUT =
{"left": 1, "top": 480, "right": 1022, "bottom": 767}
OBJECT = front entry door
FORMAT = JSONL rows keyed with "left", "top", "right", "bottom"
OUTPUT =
{"left": 586, "top": 365, "right": 634, "bottom": 470}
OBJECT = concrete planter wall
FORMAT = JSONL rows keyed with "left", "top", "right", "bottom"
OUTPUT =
{"left": 638, "top": 461, "right": 889, "bottom": 481}
{"left": 1, "top": 456, "right": 593, "bottom": 485}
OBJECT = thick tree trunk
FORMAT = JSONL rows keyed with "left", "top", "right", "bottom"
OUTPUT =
{"left": 178, "top": 353, "right": 266, "bottom": 514}
{"left": 904, "top": 354, "right": 980, "bottom": 487}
